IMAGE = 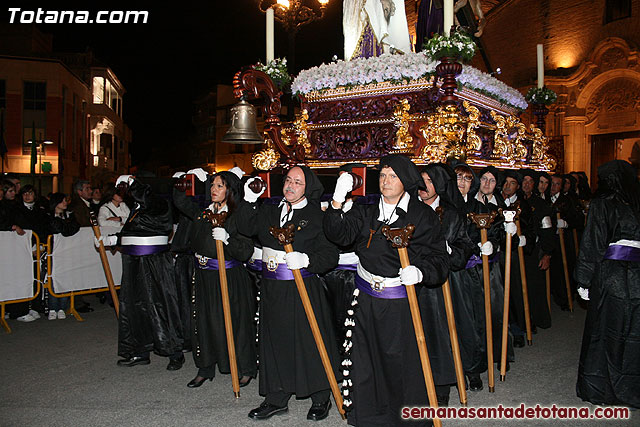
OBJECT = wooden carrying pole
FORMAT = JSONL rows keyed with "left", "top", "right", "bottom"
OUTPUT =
{"left": 556, "top": 213, "right": 573, "bottom": 312}
{"left": 499, "top": 210, "right": 514, "bottom": 383}
{"left": 468, "top": 211, "right": 498, "bottom": 392}
{"left": 206, "top": 211, "right": 241, "bottom": 398}
{"left": 381, "top": 224, "right": 442, "bottom": 427}
{"left": 269, "top": 224, "right": 345, "bottom": 419}
{"left": 515, "top": 219, "right": 533, "bottom": 346}
{"left": 88, "top": 212, "right": 119, "bottom": 317}
{"left": 434, "top": 207, "right": 467, "bottom": 405}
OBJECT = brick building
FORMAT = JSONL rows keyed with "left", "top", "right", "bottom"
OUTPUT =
{"left": 0, "top": 24, "right": 131, "bottom": 194}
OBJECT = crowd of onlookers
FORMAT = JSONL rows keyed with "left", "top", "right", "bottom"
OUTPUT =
{"left": 0, "top": 174, "right": 130, "bottom": 322}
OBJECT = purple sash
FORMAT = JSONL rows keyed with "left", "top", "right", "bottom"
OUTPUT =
{"left": 246, "top": 259, "right": 263, "bottom": 271}
{"left": 336, "top": 263, "right": 358, "bottom": 271}
{"left": 261, "top": 262, "right": 314, "bottom": 281}
{"left": 355, "top": 274, "right": 407, "bottom": 299}
{"left": 196, "top": 257, "right": 242, "bottom": 271}
{"left": 604, "top": 245, "right": 640, "bottom": 262}
{"left": 465, "top": 252, "right": 500, "bottom": 270}
{"left": 121, "top": 244, "right": 168, "bottom": 256}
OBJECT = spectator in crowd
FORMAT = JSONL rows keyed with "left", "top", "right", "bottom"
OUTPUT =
{"left": 67, "top": 180, "right": 94, "bottom": 313}
{"left": 98, "top": 185, "right": 130, "bottom": 229}
{"left": 46, "top": 193, "right": 80, "bottom": 320}
{"left": 90, "top": 186, "right": 102, "bottom": 213}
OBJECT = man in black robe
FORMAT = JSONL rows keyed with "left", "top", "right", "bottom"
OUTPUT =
{"left": 237, "top": 166, "right": 339, "bottom": 422}
{"left": 574, "top": 160, "right": 640, "bottom": 408}
{"left": 519, "top": 169, "right": 553, "bottom": 330}
{"left": 419, "top": 163, "right": 475, "bottom": 406}
{"left": 324, "top": 154, "right": 449, "bottom": 426}
{"left": 97, "top": 175, "right": 185, "bottom": 370}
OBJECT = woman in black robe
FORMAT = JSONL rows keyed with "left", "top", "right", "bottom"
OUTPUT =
{"left": 574, "top": 160, "right": 640, "bottom": 408}
{"left": 173, "top": 171, "right": 257, "bottom": 388}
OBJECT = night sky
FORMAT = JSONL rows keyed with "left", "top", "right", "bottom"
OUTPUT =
{"left": 4, "top": 3, "right": 343, "bottom": 167}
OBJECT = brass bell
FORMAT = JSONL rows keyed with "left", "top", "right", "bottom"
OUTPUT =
{"left": 222, "top": 99, "right": 264, "bottom": 144}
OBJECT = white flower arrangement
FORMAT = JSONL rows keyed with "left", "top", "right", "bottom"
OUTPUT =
{"left": 291, "top": 53, "right": 528, "bottom": 111}
{"left": 525, "top": 87, "right": 557, "bottom": 106}
{"left": 422, "top": 30, "right": 477, "bottom": 62}
{"left": 253, "top": 57, "right": 291, "bottom": 89}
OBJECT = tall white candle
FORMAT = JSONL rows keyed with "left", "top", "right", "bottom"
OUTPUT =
{"left": 537, "top": 44, "right": 544, "bottom": 88}
{"left": 444, "top": 0, "right": 454, "bottom": 37}
{"left": 266, "top": 8, "right": 274, "bottom": 63}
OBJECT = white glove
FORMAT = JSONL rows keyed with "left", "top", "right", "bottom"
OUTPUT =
{"left": 399, "top": 265, "right": 424, "bottom": 286}
{"left": 94, "top": 235, "right": 117, "bottom": 248}
{"left": 577, "top": 287, "right": 589, "bottom": 301}
{"left": 332, "top": 173, "right": 354, "bottom": 204}
{"left": 212, "top": 227, "right": 229, "bottom": 245}
{"left": 116, "top": 175, "right": 134, "bottom": 186}
{"left": 228, "top": 167, "right": 245, "bottom": 179}
{"left": 284, "top": 251, "right": 310, "bottom": 270}
{"left": 187, "top": 168, "right": 208, "bottom": 182}
{"left": 518, "top": 235, "right": 527, "bottom": 247}
{"left": 504, "top": 222, "right": 517, "bottom": 236}
{"left": 172, "top": 171, "right": 186, "bottom": 179}
{"left": 557, "top": 219, "right": 568, "bottom": 229}
{"left": 445, "top": 241, "right": 452, "bottom": 255}
{"left": 479, "top": 241, "right": 494, "bottom": 256}
{"left": 243, "top": 177, "right": 265, "bottom": 203}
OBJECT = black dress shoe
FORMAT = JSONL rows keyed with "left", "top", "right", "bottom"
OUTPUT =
{"left": 248, "top": 402, "right": 288, "bottom": 420}
{"left": 239, "top": 376, "right": 252, "bottom": 388}
{"left": 307, "top": 400, "right": 331, "bottom": 421}
{"left": 187, "top": 375, "right": 212, "bottom": 388}
{"left": 117, "top": 356, "right": 150, "bottom": 367}
{"left": 167, "top": 354, "right": 185, "bottom": 371}
{"left": 513, "top": 336, "right": 525, "bottom": 348}
{"left": 468, "top": 375, "right": 483, "bottom": 391}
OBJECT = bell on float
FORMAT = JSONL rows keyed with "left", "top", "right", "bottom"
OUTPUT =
{"left": 221, "top": 98, "right": 264, "bottom": 144}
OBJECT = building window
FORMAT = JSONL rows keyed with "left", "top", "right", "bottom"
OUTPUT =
{"left": 24, "top": 81, "right": 46, "bottom": 110}
{"left": 604, "top": 0, "right": 631, "bottom": 24}
{"left": 93, "top": 77, "right": 105, "bottom": 104}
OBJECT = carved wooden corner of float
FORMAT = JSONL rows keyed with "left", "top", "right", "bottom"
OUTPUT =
{"left": 490, "top": 111, "right": 528, "bottom": 166}
{"left": 281, "top": 109, "right": 311, "bottom": 155}
{"left": 204, "top": 211, "right": 228, "bottom": 228}
{"left": 468, "top": 211, "right": 498, "bottom": 229}
{"left": 269, "top": 223, "right": 296, "bottom": 246}
{"left": 462, "top": 101, "right": 482, "bottom": 154}
{"left": 380, "top": 224, "right": 415, "bottom": 248}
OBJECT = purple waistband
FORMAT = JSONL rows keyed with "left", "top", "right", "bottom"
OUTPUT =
{"left": 121, "top": 244, "right": 168, "bottom": 256}
{"left": 261, "top": 262, "right": 314, "bottom": 280}
{"left": 355, "top": 274, "right": 407, "bottom": 299}
{"left": 336, "top": 263, "right": 358, "bottom": 271}
{"left": 604, "top": 245, "right": 640, "bottom": 262}
{"left": 196, "top": 257, "right": 242, "bottom": 270}
{"left": 247, "top": 259, "right": 263, "bottom": 271}
{"left": 465, "top": 252, "right": 499, "bottom": 269}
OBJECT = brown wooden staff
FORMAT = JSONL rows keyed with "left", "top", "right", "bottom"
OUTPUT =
{"left": 512, "top": 203, "right": 533, "bottom": 346}
{"left": 499, "top": 208, "right": 515, "bottom": 382}
{"left": 269, "top": 224, "right": 345, "bottom": 419}
{"left": 468, "top": 211, "right": 498, "bottom": 392}
{"left": 380, "top": 224, "right": 442, "bottom": 427}
{"left": 206, "top": 211, "right": 241, "bottom": 398}
{"left": 435, "top": 206, "right": 467, "bottom": 406}
{"left": 89, "top": 211, "right": 119, "bottom": 318}
{"left": 556, "top": 213, "right": 573, "bottom": 312}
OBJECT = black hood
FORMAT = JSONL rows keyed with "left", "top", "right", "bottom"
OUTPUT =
{"left": 596, "top": 160, "right": 640, "bottom": 215}
{"left": 298, "top": 165, "right": 324, "bottom": 202}
{"left": 422, "top": 163, "right": 467, "bottom": 211}
{"left": 378, "top": 154, "right": 424, "bottom": 193}
{"left": 213, "top": 171, "right": 244, "bottom": 206}
{"left": 448, "top": 159, "right": 480, "bottom": 197}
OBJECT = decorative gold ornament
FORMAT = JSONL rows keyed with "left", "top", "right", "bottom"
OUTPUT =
{"left": 490, "top": 111, "right": 528, "bottom": 165}
{"left": 420, "top": 104, "right": 466, "bottom": 162}
{"left": 281, "top": 109, "right": 311, "bottom": 154}
{"left": 393, "top": 99, "right": 413, "bottom": 150}
{"left": 252, "top": 137, "right": 280, "bottom": 171}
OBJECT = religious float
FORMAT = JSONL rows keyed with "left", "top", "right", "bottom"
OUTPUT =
{"left": 225, "top": 19, "right": 556, "bottom": 175}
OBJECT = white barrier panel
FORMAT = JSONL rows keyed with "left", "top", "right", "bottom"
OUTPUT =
{"left": 50, "top": 227, "right": 122, "bottom": 293}
{"left": 0, "top": 230, "right": 35, "bottom": 302}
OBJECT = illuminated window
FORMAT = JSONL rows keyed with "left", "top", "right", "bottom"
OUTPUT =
{"left": 93, "top": 77, "right": 104, "bottom": 104}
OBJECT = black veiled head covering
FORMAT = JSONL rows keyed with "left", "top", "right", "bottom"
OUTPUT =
{"left": 563, "top": 174, "right": 577, "bottom": 193}
{"left": 596, "top": 160, "right": 640, "bottom": 215}
{"left": 378, "top": 154, "right": 425, "bottom": 193}
{"left": 500, "top": 169, "right": 523, "bottom": 185}
{"left": 212, "top": 171, "right": 244, "bottom": 206}
{"left": 448, "top": 159, "right": 479, "bottom": 196}
{"left": 290, "top": 165, "right": 324, "bottom": 202}
{"left": 422, "top": 163, "right": 467, "bottom": 211}
{"left": 520, "top": 168, "right": 538, "bottom": 180}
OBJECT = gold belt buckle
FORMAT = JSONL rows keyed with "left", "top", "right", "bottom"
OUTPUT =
{"left": 266, "top": 256, "right": 278, "bottom": 272}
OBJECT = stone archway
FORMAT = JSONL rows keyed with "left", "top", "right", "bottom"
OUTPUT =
{"left": 545, "top": 37, "right": 640, "bottom": 179}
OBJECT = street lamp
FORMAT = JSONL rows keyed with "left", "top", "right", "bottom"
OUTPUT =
{"left": 257, "top": 0, "right": 330, "bottom": 73}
